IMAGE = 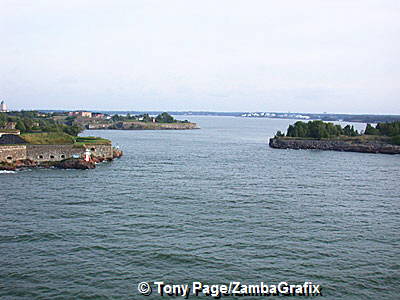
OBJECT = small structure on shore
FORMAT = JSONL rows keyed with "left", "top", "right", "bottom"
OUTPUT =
{"left": 68, "top": 111, "right": 93, "bottom": 118}
{"left": 0, "top": 100, "right": 9, "bottom": 112}
{"left": 0, "top": 129, "right": 21, "bottom": 138}
{"left": 84, "top": 149, "right": 91, "bottom": 162}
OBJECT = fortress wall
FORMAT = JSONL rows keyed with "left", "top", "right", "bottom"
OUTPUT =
{"left": 1, "top": 144, "right": 113, "bottom": 163}
{"left": 85, "top": 144, "right": 113, "bottom": 158}
{"left": 0, "top": 145, "right": 27, "bottom": 163}
{"left": 26, "top": 145, "right": 85, "bottom": 162}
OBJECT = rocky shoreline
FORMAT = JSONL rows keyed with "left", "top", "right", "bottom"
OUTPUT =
{"left": 269, "top": 137, "right": 400, "bottom": 154}
{"left": 88, "top": 121, "right": 198, "bottom": 130}
{"left": 0, "top": 148, "right": 123, "bottom": 171}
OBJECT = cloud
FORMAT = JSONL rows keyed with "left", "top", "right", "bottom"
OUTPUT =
{"left": 0, "top": 0, "right": 399, "bottom": 113}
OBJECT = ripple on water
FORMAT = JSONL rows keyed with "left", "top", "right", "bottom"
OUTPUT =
{"left": 1, "top": 117, "right": 399, "bottom": 299}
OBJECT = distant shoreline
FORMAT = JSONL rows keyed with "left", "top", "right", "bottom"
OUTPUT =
{"left": 38, "top": 110, "right": 400, "bottom": 124}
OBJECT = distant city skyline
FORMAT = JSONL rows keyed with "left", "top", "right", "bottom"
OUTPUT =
{"left": 1, "top": 0, "right": 399, "bottom": 114}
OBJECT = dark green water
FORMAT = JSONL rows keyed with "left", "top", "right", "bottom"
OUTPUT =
{"left": 1, "top": 117, "right": 399, "bottom": 299}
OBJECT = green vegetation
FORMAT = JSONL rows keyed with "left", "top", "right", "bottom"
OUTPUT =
{"left": 365, "top": 122, "right": 400, "bottom": 136}
{"left": 155, "top": 112, "right": 176, "bottom": 123}
{"left": 365, "top": 121, "right": 400, "bottom": 146}
{"left": 109, "top": 112, "right": 188, "bottom": 124}
{"left": 0, "top": 111, "right": 83, "bottom": 136}
{"left": 20, "top": 133, "right": 110, "bottom": 145}
{"left": 276, "top": 120, "right": 400, "bottom": 146}
{"left": 75, "top": 136, "right": 111, "bottom": 145}
{"left": 282, "top": 120, "right": 359, "bottom": 139}
{"left": 391, "top": 135, "right": 400, "bottom": 146}
{"left": 21, "top": 132, "right": 76, "bottom": 144}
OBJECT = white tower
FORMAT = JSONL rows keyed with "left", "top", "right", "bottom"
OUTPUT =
{"left": 0, "top": 100, "right": 8, "bottom": 112}
{"left": 84, "top": 148, "right": 92, "bottom": 162}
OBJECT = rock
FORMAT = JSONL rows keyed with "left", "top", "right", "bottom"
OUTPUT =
{"left": 55, "top": 158, "right": 96, "bottom": 169}
{"left": 0, "top": 164, "right": 16, "bottom": 171}
{"left": 0, "top": 159, "right": 38, "bottom": 170}
{"left": 91, "top": 157, "right": 105, "bottom": 163}
{"left": 113, "top": 149, "right": 123, "bottom": 159}
{"left": 269, "top": 137, "right": 400, "bottom": 154}
{"left": 15, "top": 159, "right": 37, "bottom": 168}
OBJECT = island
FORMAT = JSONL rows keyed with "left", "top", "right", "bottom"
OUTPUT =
{"left": 65, "top": 111, "right": 198, "bottom": 130}
{"left": 0, "top": 111, "right": 122, "bottom": 171}
{"left": 269, "top": 120, "right": 400, "bottom": 154}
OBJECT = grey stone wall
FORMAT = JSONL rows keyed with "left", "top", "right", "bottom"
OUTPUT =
{"left": 84, "top": 144, "right": 113, "bottom": 158}
{"left": 1, "top": 144, "right": 113, "bottom": 163}
{"left": 0, "top": 145, "right": 27, "bottom": 163}
{"left": 26, "top": 145, "right": 85, "bottom": 162}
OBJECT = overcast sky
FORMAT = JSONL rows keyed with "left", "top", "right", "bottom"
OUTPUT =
{"left": 0, "top": 0, "right": 399, "bottom": 114}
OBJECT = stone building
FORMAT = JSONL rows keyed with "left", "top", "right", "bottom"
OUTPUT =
{"left": 68, "top": 111, "right": 93, "bottom": 118}
{"left": 2, "top": 122, "right": 17, "bottom": 130}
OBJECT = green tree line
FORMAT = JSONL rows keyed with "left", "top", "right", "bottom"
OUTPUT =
{"left": 110, "top": 112, "right": 187, "bottom": 123}
{"left": 277, "top": 120, "right": 359, "bottom": 139}
{"left": 276, "top": 120, "right": 400, "bottom": 145}
{"left": 365, "top": 122, "right": 400, "bottom": 136}
{"left": 0, "top": 112, "right": 83, "bottom": 136}
{"left": 365, "top": 121, "right": 400, "bottom": 145}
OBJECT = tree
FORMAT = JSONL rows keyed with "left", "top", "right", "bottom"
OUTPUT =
{"left": 142, "top": 113, "right": 152, "bottom": 122}
{"left": 365, "top": 124, "right": 379, "bottom": 135}
{"left": 376, "top": 121, "right": 400, "bottom": 136}
{"left": 282, "top": 120, "right": 359, "bottom": 139}
{"left": 343, "top": 125, "right": 357, "bottom": 136}
{"left": 111, "top": 115, "right": 119, "bottom": 122}
{"left": 63, "top": 125, "right": 83, "bottom": 136}
{"left": 308, "top": 120, "right": 328, "bottom": 138}
{"left": 155, "top": 112, "right": 175, "bottom": 123}
{"left": 287, "top": 125, "right": 295, "bottom": 137}
{"left": 0, "top": 113, "right": 6, "bottom": 128}
{"left": 15, "top": 120, "right": 26, "bottom": 132}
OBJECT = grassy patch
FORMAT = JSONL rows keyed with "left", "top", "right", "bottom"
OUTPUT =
{"left": 75, "top": 136, "right": 111, "bottom": 145}
{"left": 391, "top": 135, "right": 400, "bottom": 145}
{"left": 20, "top": 133, "right": 111, "bottom": 146}
{"left": 21, "top": 132, "right": 75, "bottom": 144}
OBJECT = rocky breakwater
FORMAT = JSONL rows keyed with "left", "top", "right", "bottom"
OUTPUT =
{"left": 55, "top": 158, "right": 96, "bottom": 169}
{"left": 0, "top": 159, "right": 37, "bottom": 171}
{"left": 57, "top": 147, "right": 123, "bottom": 169}
{"left": 269, "top": 137, "right": 400, "bottom": 154}
{"left": 0, "top": 158, "right": 96, "bottom": 170}
{"left": 91, "top": 147, "right": 123, "bottom": 163}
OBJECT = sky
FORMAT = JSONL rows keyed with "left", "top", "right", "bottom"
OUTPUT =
{"left": 0, "top": 0, "right": 399, "bottom": 114}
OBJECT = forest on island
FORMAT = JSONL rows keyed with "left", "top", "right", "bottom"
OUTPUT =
{"left": 276, "top": 120, "right": 358, "bottom": 139}
{"left": 276, "top": 120, "right": 400, "bottom": 145}
{"left": 109, "top": 112, "right": 189, "bottom": 123}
